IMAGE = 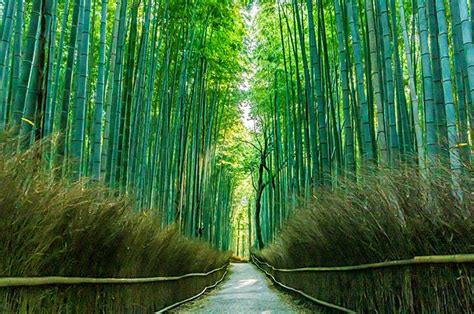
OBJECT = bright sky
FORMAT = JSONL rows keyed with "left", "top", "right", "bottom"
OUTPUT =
{"left": 239, "top": 1, "right": 259, "bottom": 131}
{"left": 240, "top": 101, "right": 255, "bottom": 130}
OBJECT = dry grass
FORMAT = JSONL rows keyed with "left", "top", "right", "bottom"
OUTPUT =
{"left": 255, "top": 165, "right": 473, "bottom": 312}
{"left": 258, "top": 165, "right": 473, "bottom": 268}
{"left": 0, "top": 138, "right": 230, "bottom": 312}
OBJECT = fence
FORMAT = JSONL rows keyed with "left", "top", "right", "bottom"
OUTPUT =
{"left": 252, "top": 254, "right": 473, "bottom": 313}
{"left": 0, "top": 264, "right": 228, "bottom": 313}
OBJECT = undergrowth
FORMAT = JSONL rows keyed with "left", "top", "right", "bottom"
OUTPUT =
{"left": 258, "top": 165, "right": 473, "bottom": 268}
{"left": 0, "top": 138, "right": 230, "bottom": 279}
{"left": 254, "top": 165, "right": 473, "bottom": 312}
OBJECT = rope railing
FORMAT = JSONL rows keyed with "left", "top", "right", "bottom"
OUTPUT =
{"left": 251, "top": 255, "right": 356, "bottom": 313}
{"left": 251, "top": 254, "right": 473, "bottom": 313}
{"left": 1, "top": 263, "right": 229, "bottom": 312}
{"left": 155, "top": 268, "right": 228, "bottom": 313}
{"left": 252, "top": 254, "right": 474, "bottom": 273}
{"left": 0, "top": 264, "right": 228, "bottom": 287}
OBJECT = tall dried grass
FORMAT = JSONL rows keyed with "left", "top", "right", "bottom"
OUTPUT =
{"left": 259, "top": 166, "right": 473, "bottom": 268}
{"left": 0, "top": 138, "right": 230, "bottom": 312}
{"left": 255, "top": 165, "right": 473, "bottom": 312}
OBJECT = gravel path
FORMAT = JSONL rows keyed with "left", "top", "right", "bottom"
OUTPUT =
{"left": 170, "top": 263, "right": 312, "bottom": 313}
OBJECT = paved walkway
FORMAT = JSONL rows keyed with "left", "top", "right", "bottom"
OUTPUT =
{"left": 171, "top": 263, "right": 311, "bottom": 313}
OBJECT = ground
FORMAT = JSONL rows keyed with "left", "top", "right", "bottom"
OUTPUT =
{"left": 171, "top": 263, "right": 315, "bottom": 313}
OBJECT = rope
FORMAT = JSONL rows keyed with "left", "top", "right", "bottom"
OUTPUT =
{"left": 0, "top": 264, "right": 228, "bottom": 287}
{"left": 155, "top": 268, "right": 228, "bottom": 313}
{"left": 252, "top": 254, "right": 474, "bottom": 273}
{"left": 251, "top": 256, "right": 356, "bottom": 313}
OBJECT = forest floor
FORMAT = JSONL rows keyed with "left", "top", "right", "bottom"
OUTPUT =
{"left": 171, "top": 263, "right": 315, "bottom": 313}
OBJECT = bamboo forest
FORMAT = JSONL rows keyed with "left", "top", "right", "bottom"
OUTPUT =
{"left": 0, "top": 0, "right": 473, "bottom": 312}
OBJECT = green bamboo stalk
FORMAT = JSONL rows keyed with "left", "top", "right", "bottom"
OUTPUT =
{"left": 399, "top": 0, "right": 425, "bottom": 169}
{"left": 9, "top": 0, "right": 22, "bottom": 118}
{"left": 90, "top": 0, "right": 107, "bottom": 180}
{"left": 56, "top": 0, "right": 83, "bottom": 169}
{"left": 106, "top": 0, "right": 128, "bottom": 186}
{"left": 0, "top": 0, "right": 14, "bottom": 130}
{"left": 334, "top": 0, "right": 355, "bottom": 174}
{"left": 19, "top": 32, "right": 41, "bottom": 148}
{"left": 450, "top": 0, "right": 471, "bottom": 164}
{"left": 42, "top": 0, "right": 59, "bottom": 138}
{"left": 435, "top": 0, "right": 462, "bottom": 194}
{"left": 366, "top": 0, "right": 388, "bottom": 164}
{"left": 117, "top": 0, "right": 139, "bottom": 190}
{"left": 427, "top": 0, "right": 448, "bottom": 155}
{"left": 12, "top": 0, "right": 42, "bottom": 130}
{"left": 379, "top": 0, "right": 399, "bottom": 163}
{"left": 101, "top": 0, "right": 122, "bottom": 179}
{"left": 390, "top": 0, "right": 412, "bottom": 160}
{"left": 71, "top": 0, "right": 92, "bottom": 179}
{"left": 300, "top": 0, "right": 319, "bottom": 184}
{"left": 316, "top": 0, "right": 332, "bottom": 184}
{"left": 417, "top": 0, "right": 439, "bottom": 165}
{"left": 347, "top": 0, "right": 374, "bottom": 163}
{"left": 20, "top": 0, "right": 54, "bottom": 147}
{"left": 457, "top": 0, "right": 474, "bottom": 149}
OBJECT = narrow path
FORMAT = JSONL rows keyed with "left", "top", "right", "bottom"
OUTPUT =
{"left": 171, "top": 263, "right": 311, "bottom": 313}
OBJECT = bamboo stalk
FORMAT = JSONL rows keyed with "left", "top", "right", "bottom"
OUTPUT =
{"left": 0, "top": 264, "right": 228, "bottom": 287}
{"left": 252, "top": 254, "right": 474, "bottom": 272}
